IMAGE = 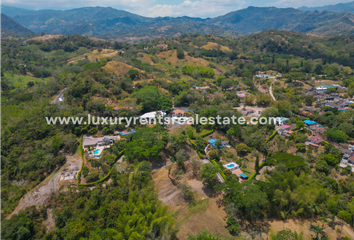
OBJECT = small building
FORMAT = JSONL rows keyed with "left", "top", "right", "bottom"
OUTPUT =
{"left": 281, "top": 124, "right": 290, "bottom": 130}
{"left": 139, "top": 111, "right": 166, "bottom": 122}
{"left": 348, "top": 154, "right": 354, "bottom": 164}
{"left": 155, "top": 44, "right": 168, "bottom": 50}
{"left": 283, "top": 130, "right": 293, "bottom": 136}
{"left": 307, "top": 135, "right": 324, "bottom": 146}
{"left": 83, "top": 136, "right": 118, "bottom": 149}
{"left": 169, "top": 109, "right": 186, "bottom": 118}
{"left": 195, "top": 86, "right": 211, "bottom": 90}
{"left": 303, "top": 120, "right": 317, "bottom": 126}
{"left": 144, "top": 46, "right": 149, "bottom": 51}
{"left": 237, "top": 93, "right": 246, "bottom": 99}
{"left": 232, "top": 169, "right": 248, "bottom": 183}
{"left": 275, "top": 117, "right": 289, "bottom": 125}
{"left": 321, "top": 84, "right": 337, "bottom": 89}
{"left": 316, "top": 86, "right": 328, "bottom": 93}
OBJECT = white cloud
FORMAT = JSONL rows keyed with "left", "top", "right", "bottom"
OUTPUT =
{"left": 3, "top": 0, "right": 246, "bottom": 18}
{"left": 2, "top": 0, "right": 154, "bottom": 11}
{"left": 141, "top": 0, "right": 246, "bottom": 18}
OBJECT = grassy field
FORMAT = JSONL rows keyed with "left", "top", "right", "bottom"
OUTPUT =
{"left": 4, "top": 73, "right": 49, "bottom": 91}
{"left": 201, "top": 42, "right": 232, "bottom": 52}
{"left": 68, "top": 49, "right": 119, "bottom": 64}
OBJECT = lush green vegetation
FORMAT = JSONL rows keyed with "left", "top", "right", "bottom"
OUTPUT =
{"left": 2, "top": 30, "right": 354, "bottom": 239}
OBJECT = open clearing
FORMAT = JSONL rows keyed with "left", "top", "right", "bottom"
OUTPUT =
{"left": 4, "top": 73, "right": 49, "bottom": 91}
{"left": 68, "top": 49, "right": 119, "bottom": 64}
{"left": 152, "top": 162, "right": 232, "bottom": 239}
{"left": 29, "top": 34, "right": 62, "bottom": 41}
{"left": 201, "top": 42, "right": 232, "bottom": 52}
{"left": 5, "top": 153, "right": 82, "bottom": 220}
{"left": 314, "top": 79, "right": 341, "bottom": 87}
{"left": 103, "top": 60, "right": 143, "bottom": 77}
{"left": 152, "top": 159, "right": 354, "bottom": 239}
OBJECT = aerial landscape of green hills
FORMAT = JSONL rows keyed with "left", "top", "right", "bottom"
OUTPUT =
{"left": 2, "top": 1, "right": 354, "bottom": 239}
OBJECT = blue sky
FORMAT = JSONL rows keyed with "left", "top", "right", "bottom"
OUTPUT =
{"left": 2, "top": 0, "right": 353, "bottom": 17}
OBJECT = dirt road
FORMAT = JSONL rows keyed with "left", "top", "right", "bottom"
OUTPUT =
{"left": 269, "top": 85, "right": 276, "bottom": 101}
{"left": 6, "top": 155, "right": 81, "bottom": 219}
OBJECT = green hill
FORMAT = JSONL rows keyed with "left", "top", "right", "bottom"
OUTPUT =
{"left": 2, "top": 5, "right": 354, "bottom": 39}
{"left": 299, "top": 1, "right": 354, "bottom": 14}
{"left": 1, "top": 14, "right": 33, "bottom": 36}
{"left": 209, "top": 6, "right": 354, "bottom": 36}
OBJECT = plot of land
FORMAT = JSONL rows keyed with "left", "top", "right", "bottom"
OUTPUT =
{"left": 6, "top": 153, "right": 82, "bottom": 220}
{"left": 3, "top": 73, "right": 49, "bottom": 91}
{"left": 103, "top": 60, "right": 143, "bottom": 77}
{"left": 152, "top": 163, "right": 232, "bottom": 239}
{"left": 201, "top": 42, "right": 232, "bottom": 52}
{"left": 68, "top": 49, "right": 119, "bottom": 64}
{"left": 314, "top": 79, "right": 341, "bottom": 87}
{"left": 29, "top": 34, "right": 62, "bottom": 41}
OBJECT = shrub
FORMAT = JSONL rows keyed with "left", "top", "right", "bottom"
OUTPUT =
{"left": 82, "top": 167, "right": 89, "bottom": 177}
{"left": 265, "top": 130, "right": 278, "bottom": 143}
{"left": 200, "top": 129, "right": 214, "bottom": 138}
{"left": 338, "top": 210, "right": 351, "bottom": 224}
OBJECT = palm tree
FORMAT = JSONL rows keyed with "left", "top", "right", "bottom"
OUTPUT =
{"left": 320, "top": 215, "right": 329, "bottom": 228}
{"left": 310, "top": 224, "right": 325, "bottom": 240}
{"left": 309, "top": 203, "right": 319, "bottom": 229}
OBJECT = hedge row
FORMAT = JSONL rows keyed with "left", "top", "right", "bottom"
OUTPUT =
{"left": 79, "top": 150, "right": 124, "bottom": 186}
{"left": 77, "top": 135, "right": 84, "bottom": 185}
{"left": 247, "top": 162, "right": 266, "bottom": 181}
{"left": 210, "top": 159, "right": 227, "bottom": 181}
{"left": 265, "top": 130, "right": 278, "bottom": 143}
{"left": 188, "top": 136, "right": 204, "bottom": 159}
{"left": 200, "top": 129, "right": 214, "bottom": 138}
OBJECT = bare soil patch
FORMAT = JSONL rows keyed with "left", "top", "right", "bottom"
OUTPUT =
{"left": 6, "top": 154, "right": 82, "bottom": 219}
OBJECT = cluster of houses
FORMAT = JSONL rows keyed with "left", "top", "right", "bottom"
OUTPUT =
{"left": 255, "top": 71, "right": 271, "bottom": 79}
{"left": 275, "top": 116, "right": 354, "bottom": 172}
{"left": 305, "top": 84, "right": 353, "bottom": 113}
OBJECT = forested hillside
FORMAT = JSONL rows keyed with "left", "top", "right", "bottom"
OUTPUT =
{"left": 299, "top": 1, "right": 354, "bottom": 14}
{"left": 2, "top": 5, "right": 354, "bottom": 40}
{"left": 2, "top": 31, "right": 354, "bottom": 239}
{"left": 1, "top": 14, "right": 32, "bottom": 36}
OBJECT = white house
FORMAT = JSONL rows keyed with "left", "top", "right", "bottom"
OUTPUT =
{"left": 316, "top": 86, "right": 327, "bottom": 93}
{"left": 139, "top": 111, "right": 166, "bottom": 122}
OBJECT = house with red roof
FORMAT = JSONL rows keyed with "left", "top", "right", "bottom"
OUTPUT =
{"left": 168, "top": 109, "right": 186, "bottom": 118}
{"left": 195, "top": 86, "right": 210, "bottom": 90}
{"left": 307, "top": 135, "right": 324, "bottom": 147}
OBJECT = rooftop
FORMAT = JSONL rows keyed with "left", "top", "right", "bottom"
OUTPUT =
{"left": 303, "top": 120, "right": 317, "bottom": 125}
{"left": 308, "top": 135, "right": 324, "bottom": 143}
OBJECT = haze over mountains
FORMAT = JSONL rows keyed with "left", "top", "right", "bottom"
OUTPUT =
{"left": 2, "top": 3, "right": 354, "bottom": 40}
{"left": 298, "top": 1, "right": 354, "bottom": 14}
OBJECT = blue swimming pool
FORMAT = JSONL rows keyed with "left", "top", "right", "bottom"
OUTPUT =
{"left": 226, "top": 164, "right": 235, "bottom": 168}
{"left": 94, "top": 149, "right": 99, "bottom": 155}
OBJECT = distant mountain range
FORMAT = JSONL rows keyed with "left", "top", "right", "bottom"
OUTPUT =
{"left": 298, "top": 1, "right": 354, "bottom": 14}
{"left": 2, "top": 5, "right": 354, "bottom": 39}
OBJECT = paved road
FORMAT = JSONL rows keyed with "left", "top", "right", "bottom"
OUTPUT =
{"left": 52, "top": 88, "right": 67, "bottom": 103}
{"left": 256, "top": 166, "right": 275, "bottom": 180}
